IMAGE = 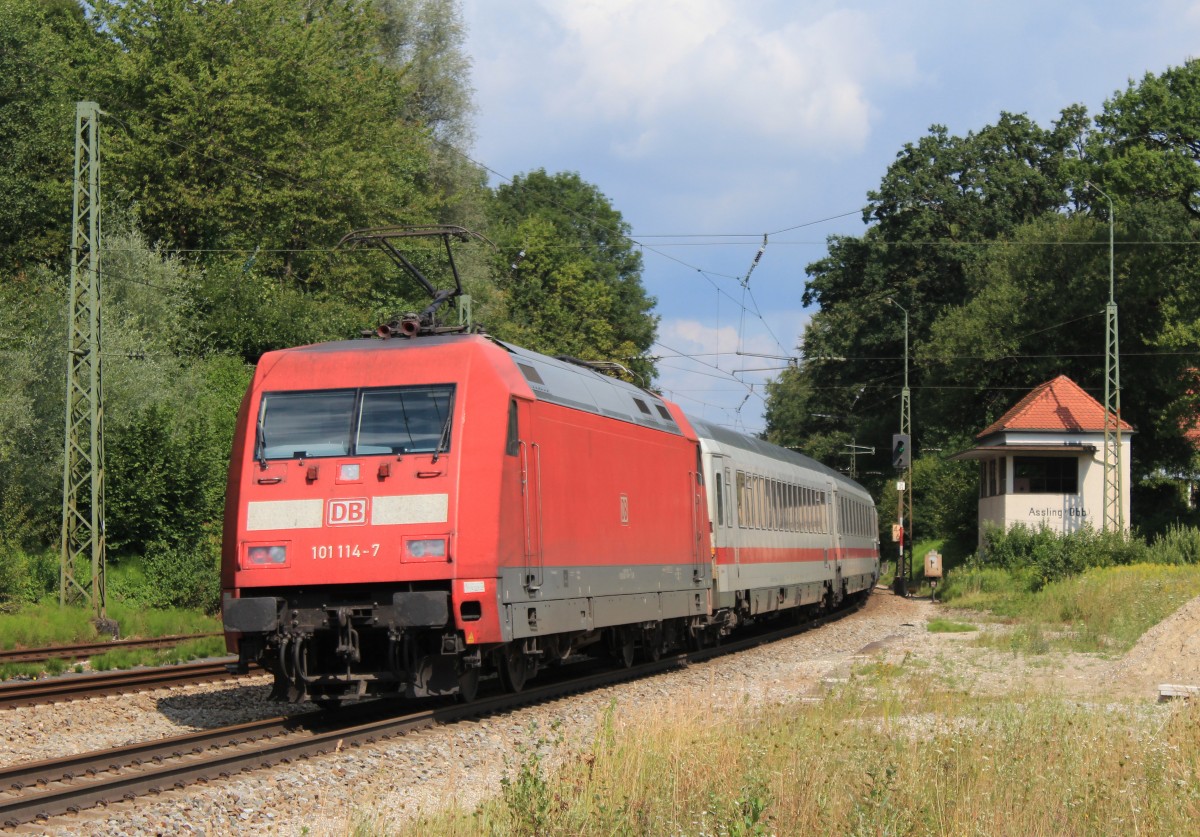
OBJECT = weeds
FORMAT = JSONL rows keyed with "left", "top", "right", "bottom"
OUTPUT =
{"left": 927, "top": 618, "right": 976, "bottom": 633}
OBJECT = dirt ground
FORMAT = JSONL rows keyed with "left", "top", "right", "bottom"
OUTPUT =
{"left": 860, "top": 589, "right": 1200, "bottom": 702}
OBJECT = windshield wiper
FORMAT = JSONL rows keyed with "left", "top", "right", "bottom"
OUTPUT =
{"left": 256, "top": 421, "right": 268, "bottom": 469}
{"left": 431, "top": 412, "right": 452, "bottom": 463}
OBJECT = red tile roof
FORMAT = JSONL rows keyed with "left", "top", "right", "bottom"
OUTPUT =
{"left": 977, "top": 375, "right": 1133, "bottom": 438}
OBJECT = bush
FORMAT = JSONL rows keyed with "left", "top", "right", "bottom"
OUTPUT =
{"left": 1148, "top": 524, "right": 1200, "bottom": 565}
{"left": 109, "top": 529, "right": 221, "bottom": 614}
{"left": 975, "top": 523, "right": 1149, "bottom": 590}
{"left": 0, "top": 540, "right": 58, "bottom": 610}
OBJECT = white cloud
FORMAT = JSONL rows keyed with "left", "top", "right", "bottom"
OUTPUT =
{"left": 533, "top": 1, "right": 914, "bottom": 158}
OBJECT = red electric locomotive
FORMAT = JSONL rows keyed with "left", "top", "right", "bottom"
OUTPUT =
{"left": 221, "top": 227, "right": 879, "bottom": 705}
{"left": 222, "top": 331, "right": 713, "bottom": 703}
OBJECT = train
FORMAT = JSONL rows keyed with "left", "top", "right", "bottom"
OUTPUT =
{"left": 219, "top": 225, "right": 879, "bottom": 705}
{"left": 220, "top": 330, "right": 880, "bottom": 705}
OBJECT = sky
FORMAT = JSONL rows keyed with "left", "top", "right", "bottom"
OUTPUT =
{"left": 460, "top": 0, "right": 1200, "bottom": 435}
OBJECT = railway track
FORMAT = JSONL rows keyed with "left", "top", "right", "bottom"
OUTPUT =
{"left": 0, "top": 634, "right": 221, "bottom": 667}
{"left": 0, "top": 660, "right": 256, "bottom": 710}
{"left": 0, "top": 597, "right": 863, "bottom": 828}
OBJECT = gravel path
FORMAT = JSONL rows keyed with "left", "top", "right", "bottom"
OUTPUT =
{"left": 0, "top": 590, "right": 1188, "bottom": 836}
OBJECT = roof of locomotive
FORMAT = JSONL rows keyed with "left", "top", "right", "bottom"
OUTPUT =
{"left": 497, "top": 341, "right": 683, "bottom": 436}
{"left": 689, "top": 416, "right": 871, "bottom": 497}
{"left": 265, "top": 334, "right": 684, "bottom": 437}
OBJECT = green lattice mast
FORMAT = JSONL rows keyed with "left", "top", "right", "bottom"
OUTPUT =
{"left": 60, "top": 101, "right": 107, "bottom": 617}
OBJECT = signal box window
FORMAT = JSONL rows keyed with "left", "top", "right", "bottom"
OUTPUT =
{"left": 1012, "top": 456, "right": 1078, "bottom": 494}
{"left": 258, "top": 385, "right": 454, "bottom": 460}
{"left": 980, "top": 457, "right": 1007, "bottom": 498}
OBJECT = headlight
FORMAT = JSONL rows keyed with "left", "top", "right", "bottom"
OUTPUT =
{"left": 405, "top": 538, "right": 447, "bottom": 560}
{"left": 246, "top": 544, "right": 288, "bottom": 566}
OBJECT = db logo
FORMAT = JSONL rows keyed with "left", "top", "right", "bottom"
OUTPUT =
{"left": 328, "top": 498, "right": 369, "bottom": 526}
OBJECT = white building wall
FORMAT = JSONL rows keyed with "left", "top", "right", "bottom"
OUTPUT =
{"left": 975, "top": 430, "right": 1132, "bottom": 541}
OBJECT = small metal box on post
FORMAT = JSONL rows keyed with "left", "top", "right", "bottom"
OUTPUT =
{"left": 924, "top": 550, "right": 943, "bottom": 600}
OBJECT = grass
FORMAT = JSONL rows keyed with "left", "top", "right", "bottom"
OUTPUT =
{"left": 0, "top": 599, "right": 220, "bottom": 651}
{"left": 379, "top": 669, "right": 1200, "bottom": 837}
{"left": 942, "top": 563, "right": 1200, "bottom": 655}
{"left": 89, "top": 636, "right": 227, "bottom": 671}
{"left": 927, "top": 617, "right": 976, "bottom": 633}
{"left": 342, "top": 560, "right": 1200, "bottom": 836}
{"left": 0, "top": 596, "right": 223, "bottom": 679}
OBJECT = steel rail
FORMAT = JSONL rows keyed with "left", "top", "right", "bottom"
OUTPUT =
{"left": 0, "top": 660, "right": 256, "bottom": 710}
{"left": 0, "top": 634, "right": 222, "bottom": 666}
{"left": 0, "top": 596, "right": 865, "bottom": 828}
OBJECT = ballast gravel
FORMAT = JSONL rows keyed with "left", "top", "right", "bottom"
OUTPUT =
{"left": 0, "top": 590, "right": 1186, "bottom": 836}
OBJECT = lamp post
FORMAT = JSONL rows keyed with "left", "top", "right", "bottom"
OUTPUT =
{"left": 1087, "top": 182, "right": 1123, "bottom": 533}
{"left": 886, "top": 297, "right": 912, "bottom": 595}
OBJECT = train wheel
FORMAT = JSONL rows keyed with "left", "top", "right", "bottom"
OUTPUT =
{"left": 458, "top": 665, "right": 481, "bottom": 702}
{"left": 500, "top": 645, "right": 529, "bottom": 693}
{"left": 616, "top": 628, "right": 636, "bottom": 668}
{"left": 643, "top": 623, "right": 664, "bottom": 662}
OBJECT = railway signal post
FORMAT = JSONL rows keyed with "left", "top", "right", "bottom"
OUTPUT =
{"left": 887, "top": 297, "right": 913, "bottom": 596}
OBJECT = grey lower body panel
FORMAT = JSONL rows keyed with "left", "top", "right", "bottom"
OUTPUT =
{"left": 498, "top": 563, "right": 710, "bottom": 641}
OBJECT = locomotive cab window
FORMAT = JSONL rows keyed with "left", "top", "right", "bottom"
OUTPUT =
{"left": 257, "top": 385, "right": 455, "bottom": 460}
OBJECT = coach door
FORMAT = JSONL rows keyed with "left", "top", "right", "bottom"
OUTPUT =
{"left": 708, "top": 454, "right": 733, "bottom": 563}
{"left": 827, "top": 482, "right": 842, "bottom": 578}
{"left": 517, "top": 400, "right": 543, "bottom": 592}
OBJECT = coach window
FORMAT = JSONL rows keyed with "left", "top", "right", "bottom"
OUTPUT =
{"left": 754, "top": 474, "right": 762, "bottom": 528}
{"left": 505, "top": 400, "right": 519, "bottom": 456}
{"left": 725, "top": 468, "right": 734, "bottom": 527}
{"left": 715, "top": 472, "right": 725, "bottom": 526}
{"left": 736, "top": 471, "right": 747, "bottom": 527}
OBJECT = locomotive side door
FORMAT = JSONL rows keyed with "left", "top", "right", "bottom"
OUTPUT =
{"left": 516, "top": 399, "right": 543, "bottom": 592}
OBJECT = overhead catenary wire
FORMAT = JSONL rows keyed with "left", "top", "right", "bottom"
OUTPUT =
{"left": 70, "top": 109, "right": 1174, "bottom": 438}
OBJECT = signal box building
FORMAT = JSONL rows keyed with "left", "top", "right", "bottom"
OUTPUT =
{"left": 951, "top": 375, "right": 1133, "bottom": 542}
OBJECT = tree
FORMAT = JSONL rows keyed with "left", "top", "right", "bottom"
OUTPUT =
{"left": 488, "top": 170, "right": 659, "bottom": 381}
{"left": 92, "top": 0, "right": 444, "bottom": 288}
{"left": 767, "top": 82, "right": 1200, "bottom": 539}
{"left": 1092, "top": 59, "right": 1200, "bottom": 218}
{"left": 0, "top": 0, "right": 100, "bottom": 275}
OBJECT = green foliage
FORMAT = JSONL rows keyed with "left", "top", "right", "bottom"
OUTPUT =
{"left": 497, "top": 722, "right": 562, "bottom": 835}
{"left": 975, "top": 523, "right": 1149, "bottom": 589}
{"left": 92, "top": 0, "right": 443, "bottom": 287}
{"left": 0, "top": 541, "right": 58, "bottom": 610}
{"left": 950, "top": 563, "right": 1200, "bottom": 654}
{"left": 89, "top": 635, "right": 225, "bottom": 671}
{"left": 1092, "top": 59, "right": 1200, "bottom": 217}
{"left": 1151, "top": 523, "right": 1200, "bottom": 565}
{"left": 0, "top": 269, "right": 70, "bottom": 547}
{"left": 765, "top": 62, "right": 1200, "bottom": 536}
{"left": 926, "top": 618, "right": 976, "bottom": 633}
{"left": 488, "top": 169, "right": 659, "bottom": 381}
{"left": 0, "top": 0, "right": 97, "bottom": 274}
